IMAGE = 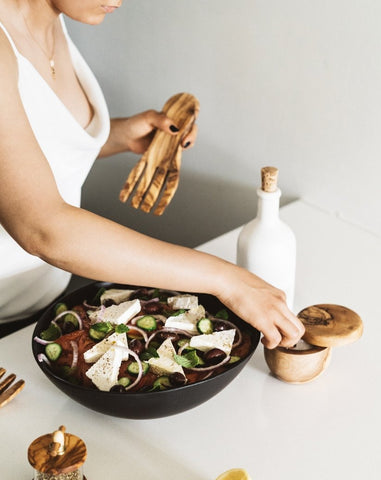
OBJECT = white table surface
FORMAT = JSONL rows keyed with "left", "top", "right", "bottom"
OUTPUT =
{"left": 1, "top": 199, "right": 380, "bottom": 480}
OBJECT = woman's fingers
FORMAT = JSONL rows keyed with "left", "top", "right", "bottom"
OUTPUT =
{"left": 259, "top": 314, "right": 304, "bottom": 349}
{"left": 260, "top": 307, "right": 305, "bottom": 349}
{"left": 277, "top": 316, "right": 305, "bottom": 348}
{"left": 181, "top": 123, "right": 198, "bottom": 149}
{"left": 260, "top": 326, "right": 283, "bottom": 349}
{"left": 143, "top": 110, "right": 177, "bottom": 135}
{"left": 145, "top": 110, "right": 198, "bottom": 149}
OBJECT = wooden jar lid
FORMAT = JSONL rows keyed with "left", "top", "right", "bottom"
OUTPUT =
{"left": 28, "top": 426, "right": 87, "bottom": 475}
{"left": 297, "top": 304, "right": 363, "bottom": 348}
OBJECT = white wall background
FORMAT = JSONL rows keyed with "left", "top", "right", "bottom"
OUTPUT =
{"left": 66, "top": 0, "right": 381, "bottom": 248}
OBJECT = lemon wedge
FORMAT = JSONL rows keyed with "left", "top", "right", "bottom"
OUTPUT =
{"left": 215, "top": 468, "right": 252, "bottom": 480}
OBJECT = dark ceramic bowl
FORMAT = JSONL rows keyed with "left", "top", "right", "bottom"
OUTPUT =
{"left": 32, "top": 282, "right": 260, "bottom": 419}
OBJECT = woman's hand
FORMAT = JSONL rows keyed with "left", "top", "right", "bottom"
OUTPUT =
{"left": 215, "top": 264, "right": 305, "bottom": 349}
{"left": 99, "top": 109, "right": 198, "bottom": 158}
{"left": 122, "top": 109, "right": 197, "bottom": 154}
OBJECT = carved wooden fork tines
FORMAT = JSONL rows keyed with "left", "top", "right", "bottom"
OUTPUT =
{"left": 119, "top": 92, "right": 200, "bottom": 215}
{"left": 0, "top": 367, "right": 25, "bottom": 408}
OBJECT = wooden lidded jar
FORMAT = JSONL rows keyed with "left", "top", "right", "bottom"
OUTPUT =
{"left": 28, "top": 425, "right": 87, "bottom": 480}
{"left": 264, "top": 304, "right": 363, "bottom": 383}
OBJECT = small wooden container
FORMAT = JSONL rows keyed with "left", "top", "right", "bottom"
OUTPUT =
{"left": 28, "top": 426, "right": 87, "bottom": 480}
{"left": 264, "top": 304, "right": 363, "bottom": 383}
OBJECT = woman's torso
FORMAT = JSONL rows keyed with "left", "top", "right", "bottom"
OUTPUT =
{"left": 0, "top": 13, "right": 110, "bottom": 322}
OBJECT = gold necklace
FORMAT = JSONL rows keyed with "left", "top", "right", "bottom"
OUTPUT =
{"left": 22, "top": 14, "right": 56, "bottom": 79}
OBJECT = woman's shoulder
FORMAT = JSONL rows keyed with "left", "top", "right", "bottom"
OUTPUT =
{"left": 0, "top": 23, "right": 17, "bottom": 63}
{"left": 0, "top": 28, "right": 21, "bottom": 116}
{"left": 0, "top": 27, "right": 18, "bottom": 83}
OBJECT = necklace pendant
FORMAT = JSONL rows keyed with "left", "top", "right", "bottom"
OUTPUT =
{"left": 50, "top": 59, "right": 56, "bottom": 79}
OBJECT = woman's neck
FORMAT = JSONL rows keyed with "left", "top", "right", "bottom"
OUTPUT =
{"left": 21, "top": 0, "right": 59, "bottom": 35}
{"left": 1, "top": 0, "right": 59, "bottom": 39}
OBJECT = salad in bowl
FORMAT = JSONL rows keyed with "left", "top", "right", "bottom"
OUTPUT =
{"left": 32, "top": 282, "right": 260, "bottom": 418}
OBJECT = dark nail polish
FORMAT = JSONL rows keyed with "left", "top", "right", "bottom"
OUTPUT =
{"left": 183, "top": 141, "right": 191, "bottom": 148}
{"left": 170, "top": 125, "right": 179, "bottom": 132}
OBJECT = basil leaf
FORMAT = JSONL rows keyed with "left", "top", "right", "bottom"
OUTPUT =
{"left": 147, "top": 346, "right": 159, "bottom": 358}
{"left": 92, "top": 321, "right": 113, "bottom": 333}
{"left": 174, "top": 350, "right": 204, "bottom": 368}
{"left": 115, "top": 324, "right": 129, "bottom": 334}
{"left": 171, "top": 309, "right": 187, "bottom": 317}
{"left": 140, "top": 346, "right": 159, "bottom": 361}
{"left": 215, "top": 309, "right": 229, "bottom": 320}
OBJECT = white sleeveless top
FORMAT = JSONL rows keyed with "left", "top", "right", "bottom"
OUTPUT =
{"left": 0, "top": 17, "right": 110, "bottom": 322}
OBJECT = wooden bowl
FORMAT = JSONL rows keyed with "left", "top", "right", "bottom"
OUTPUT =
{"left": 264, "top": 342, "right": 332, "bottom": 384}
{"left": 264, "top": 304, "right": 363, "bottom": 384}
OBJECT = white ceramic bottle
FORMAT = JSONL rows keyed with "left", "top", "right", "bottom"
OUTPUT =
{"left": 236, "top": 166, "right": 296, "bottom": 310}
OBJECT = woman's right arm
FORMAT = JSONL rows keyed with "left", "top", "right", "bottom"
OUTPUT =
{"left": 0, "top": 34, "right": 304, "bottom": 349}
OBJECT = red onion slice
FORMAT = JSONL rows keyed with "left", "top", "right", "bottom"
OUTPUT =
{"left": 83, "top": 300, "right": 98, "bottom": 310}
{"left": 37, "top": 353, "right": 51, "bottom": 366}
{"left": 34, "top": 335, "right": 54, "bottom": 346}
{"left": 128, "top": 314, "right": 145, "bottom": 325}
{"left": 53, "top": 310, "right": 83, "bottom": 330}
{"left": 140, "top": 298, "right": 160, "bottom": 306}
{"left": 178, "top": 342, "right": 191, "bottom": 355}
{"left": 185, "top": 355, "right": 231, "bottom": 372}
{"left": 127, "top": 326, "right": 148, "bottom": 343}
{"left": 146, "top": 328, "right": 193, "bottom": 348}
{"left": 113, "top": 346, "right": 143, "bottom": 392}
{"left": 70, "top": 340, "right": 79, "bottom": 369}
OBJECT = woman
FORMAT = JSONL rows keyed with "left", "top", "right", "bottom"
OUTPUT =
{"left": 0, "top": 0, "right": 304, "bottom": 347}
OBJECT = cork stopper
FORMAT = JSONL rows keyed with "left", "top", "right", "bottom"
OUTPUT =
{"left": 261, "top": 166, "right": 278, "bottom": 192}
{"left": 50, "top": 425, "right": 66, "bottom": 457}
{"left": 28, "top": 425, "right": 87, "bottom": 475}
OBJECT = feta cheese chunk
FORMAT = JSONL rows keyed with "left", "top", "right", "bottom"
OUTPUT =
{"left": 89, "top": 299, "right": 141, "bottom": 325}
{"left": 148, "top": 338, "right": 185, "bottom": 376}
{"left": 189, "top": 329, "right": 236, "bottom": 355}
{"left": 100, "top": 288, "right": 136, "bottom": 305}
{"left": 84, "top": 332, "right": 129, "bottom": 363}
{"left": 85, "top": 346, "right": 123, "bottom": 391}
{"left": 165, "top": 305, "right": 206, "bottom": 334}
{"left": 167, "top": 294, "right": 198, "bottom": 310}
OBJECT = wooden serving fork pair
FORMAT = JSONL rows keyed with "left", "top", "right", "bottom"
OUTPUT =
{"left": 119, "top": 92, "right": 200, "bottom": 215}
{"left": 0, "top": 367, "right": 25, "bottom": 408}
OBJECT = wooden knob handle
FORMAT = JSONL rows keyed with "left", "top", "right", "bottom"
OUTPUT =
{"left": 50, "top": 425, "right": 66, "bottom": 457}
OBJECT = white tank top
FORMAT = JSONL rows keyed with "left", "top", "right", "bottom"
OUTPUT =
{"left": 0, "top": 17, "right": 110, "bottom": 322}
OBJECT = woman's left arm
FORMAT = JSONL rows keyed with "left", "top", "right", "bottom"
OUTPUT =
{"left": 98, "top": 110, "right": 198, "bottom": 158}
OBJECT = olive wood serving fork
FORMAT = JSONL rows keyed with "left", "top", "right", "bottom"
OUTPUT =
{"left": 119, "top": 92, "right": 200, "bottom": 215}
{"left": 0, "top": 367, "right": 25, "bottom": 408}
